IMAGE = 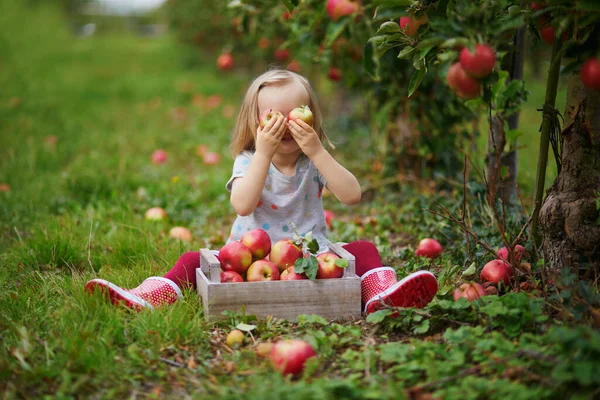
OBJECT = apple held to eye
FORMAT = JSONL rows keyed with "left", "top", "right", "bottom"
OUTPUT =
{"left": 259, "top": 108, "right": 285, "bottom": 128}
{"left": 287, "top": 105, "right": 313, "bottom": 126}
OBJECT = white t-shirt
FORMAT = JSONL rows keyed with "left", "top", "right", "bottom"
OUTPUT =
{"left": 226, "top": 151, "right": 329, "bottom": 252}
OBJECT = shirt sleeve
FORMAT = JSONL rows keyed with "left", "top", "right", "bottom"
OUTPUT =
{"left": 226, "top": 151, "right": 253, "bottom": 192}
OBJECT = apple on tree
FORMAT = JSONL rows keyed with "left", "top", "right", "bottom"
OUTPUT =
{"left": 219, "top": 241, "right": 253, "bottom": 275}
{"left": 216, "top": 53, "right": 234, "bottom": 71}
{"left": 269, "top": 339, "right": 316, "bottom": 376}
{"left": 459, "top": 44, "right": 496, "bottom": 78}
{"left": 287, "top": 105, "right": 313, "bottom": 126}
{"left": 328, "top": 67, "right": 342, "bottom": 81}
{"left": 326, "top": 0, "right": 361, "bottom": 21}
{"left": 246, "top": 260, "right": 280, "bottom": 281}
{"left": 446, "top": 63, "right": 481, "bottom": 100}
{"left": 399, "top": 14, "right": 428, "bottom": 36}
{"left": 581, "top": 58, "right": 600, "bottom": 91}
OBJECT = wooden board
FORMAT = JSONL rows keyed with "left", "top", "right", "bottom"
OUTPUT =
{"left": 196, "top": 241, "right": 362, "bottom": 321}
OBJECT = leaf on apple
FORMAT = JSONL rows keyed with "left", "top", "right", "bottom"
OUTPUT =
{"left": 334, "top": 259, "right": 349, "bottom": 268}
{"left": 294, "top": 255, "right": 319, "bottom": 280}
{"left": 236, "top": 323, "right": 257, "bottom": 332}
{"left": 307, "top": 238, "right": 319, "bottom": 255}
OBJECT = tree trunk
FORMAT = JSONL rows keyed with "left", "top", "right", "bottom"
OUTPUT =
{"left": 538, "top": 74, "right": 600, "bottom": 273}
{"left": 486, "top": 25, "right": 525, "bottom": 202}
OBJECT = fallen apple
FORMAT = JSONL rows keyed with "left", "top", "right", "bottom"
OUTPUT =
{"left": 270, "top": 239, "right": 303, "bottom": 272}
{"left": 316, "top": 252, "right": 344, "bottom": 279}
{"left": 323, "top": 209, "right": 335, "bottom": 229}
{"left": 203, "top": 152, "right": 221, "bottom": 166}
{"left": 169, "top": 226, "right": 193, "bottom": 242}
{"left": 255, "top": 342, "right": 274, "bottom": 358}
{"left": 219, "top": 241, "right": 253, "bottom": 275}
{"left": 226, "top": 329, "right": 245, "bottom": 348}
{"left": 453, "top": 282, "right": 487, "bottom": 302}
{"left": 269, "top": 339, "right": 316, "bottom": 376}
{"left": 415, "top": 238, "right": 443, "bottom": 259}
{"left": 221, "top": 270, "right": 244, "bottom": 283}
{"left": 145, "top": 207, "right": 167, "bottom": 221}
{"left": 287, "top": 105, "right": 313, "bottom": 126}
{"left": 241, "top": 228, "right": 271, "bottom": 261}
{"left": 151, "top": 149, "right": 168, "bottom": 165}
{"left": 480, "top": 259, "right": 514, "bottom": 285}
{"left": 246, "top": 260, "right": 280, "bottom": 281}
{"left": 497, "top": 244, "right": 530, "bottom": 263}
{"left": 280, "top": 266, "right": 308, "bottom": 280}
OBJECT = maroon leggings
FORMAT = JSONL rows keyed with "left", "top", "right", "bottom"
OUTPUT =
{"left": 163, "top": 240, "right": 381, "bottom": 290}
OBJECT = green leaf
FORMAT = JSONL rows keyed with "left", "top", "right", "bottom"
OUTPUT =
{"left": 376, "top": 21, "right": 401, "bottom": 35}
{"left": 413, "top": 319, "right": 430, "bottom": 334}
{"left": 372, "top": 0, "right": 413, "bottom": 5}
{"left": 408, "top": 67, "right": 426, "bottom": 97}
{"left": 462, "top": 262, "right": 476, "bottom": 277}
{"left": 335, "top": 258, "right": 348, "bottom": 268}
{"left": 294, "top": 257, "right": 310, "bottom": 274}
{"left": 279, "top": 0, "right": 298, "bottom": 11}
{"left": 305, "top": 256, "right": 319, "bottom": 280}
{"left": 304, "top": 231, "right": 313, "bottom": 244}
{"left": 397, "top": 46, "right": 416, "bottom": 59}
{"left": 297, "top": 314, "right": 328, "bottom": 326}
{"left": 307, "top": 239, "right": 319, "bottom": 255}
{"left": 363, "top": 40, "right": 380, "bottom": 81}
{"left": 325, "top": 19, "right": 350, "bottom": 47}
{"left": 366, "top": 309, "right": 393, "bottom": 324}
{"left": 235, "top": 323, "right": 256, "bottom": 332}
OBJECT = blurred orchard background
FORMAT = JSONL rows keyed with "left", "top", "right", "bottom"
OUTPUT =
{"left": 1, "top": 0, "right": 599, "bottom": 398}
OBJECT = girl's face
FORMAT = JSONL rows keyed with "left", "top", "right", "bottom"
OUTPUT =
{"left": 257, "top": 81, "right": 311, "bottom": 156}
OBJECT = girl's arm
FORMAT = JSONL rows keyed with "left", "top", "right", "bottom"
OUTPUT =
{"left": 311, "top": 149, "right": 362, "bottom": 205}
{"left": 230, "top": 152, "right": 271, "bottom": 216}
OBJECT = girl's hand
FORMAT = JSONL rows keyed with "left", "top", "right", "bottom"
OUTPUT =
{"left": 256, "top": 113, "right": 286, "bottom": 158}
{"left": 288, "top": 119, "right": 324, "bottom": 159}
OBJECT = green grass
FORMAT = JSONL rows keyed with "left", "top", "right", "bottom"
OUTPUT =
{"left": 1, "top": 2, "right": 598, "bottom": 399}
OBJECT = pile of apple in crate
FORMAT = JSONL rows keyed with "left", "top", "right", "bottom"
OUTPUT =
{"left": 218, "top": 228, "right": 348, "bottom": 283}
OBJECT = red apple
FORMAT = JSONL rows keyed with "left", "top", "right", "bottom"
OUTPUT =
{"left": 241, "top": 228, "right": 272, "bottom": 261}
{"left": 217, "top": 53, "right": 234, "bottom": 71}
{"left": 169, "top": 226, "right": 192, "bottom": 242}
{"left": 415, "top": 238, "right": 443, "bottom": 259}
{"left": 270, "top": 339, "right": 316, "bottom": 376}
{"left": 287, "top": 60, "right": 301, "bottom": 73}
{"left": 281, "top": 266, "right": 308, "bottom": 280}
{"left": 258, "top": 37, "right": 270, "bottom": 49}
{"left": 316, "top": 252, "right": 344, "bottom": 279}
{"left": 480, "top": 259, "right": 514, "bottom": 285}
{"left": 459, "top": 44, "right": 496, "bottom": 78}
{"left": 219, "top": 241, "right": 253, "bottom": 275}
{"left": 328, "top": 67, "right": 342, "bottom": 81}
{"left": 203, "top": 152, "right": 221, "bottom": 165}
{"left": 0, "top": 183, "right": 10, "bottom": 192}
{"left": 446, "top": 62, "right": 481, "bottom": 100}
{"left": 530, "top": 2, "right": 544, "bottom": 12}
{"left": 274, "top": 48, "right": 290, "bottom": 61}
{"left": 453, "top": 282, "right": 487, "bottom": 302}
{"left": 226, "top": 329, "right": 245, "bottom": 348}
{"left": 151, "top": 149, "right": 168, "bottom": 165}
{"left": 145, "top": 207, "right": 167, "bottom": 221}
{"left": 497, "top": 244, "right": 530, "bottom": 263}
{"left": 221, "top": 270, "right": 244, "bottom": 283}
{"left": 581, "top": 58, "right": 600, "bottom": 91}
{"left": 247, "top": 260, "right": 280, "bottom": 281}
{"left": 270, "top": 239, "right": 303, "bottom": 272}
{"left": 287, "top": 105, "right": 313, "bottom": 126}
{"left": 326, "top": 0, "right": 360, "bottom": 21}
{"left": 324, "top": 209, "right": 335, "bottom": 229}
{"left": 259, "top": 108, "right": 284, "bottom": 128}
{"left": 540, "top": 25, "right": 568, "bottom": 44}
{"left": 282, "top": 11, "right": 291, "bottom": 20}
{"left": 399, "top": 14, "right": 428, "bottom": 36}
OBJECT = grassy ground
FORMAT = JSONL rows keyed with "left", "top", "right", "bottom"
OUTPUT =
{"left": 1, "top": 3, "right": 598, "bottom": 399}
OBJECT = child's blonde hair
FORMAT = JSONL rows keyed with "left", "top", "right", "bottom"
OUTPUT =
{"left": 230, "top": 68, "right": 334, "bottom": 157}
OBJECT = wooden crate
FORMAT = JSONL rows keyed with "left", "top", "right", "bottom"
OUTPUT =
{"left": 196, "top": 242, "right": 361, "bottom": 321}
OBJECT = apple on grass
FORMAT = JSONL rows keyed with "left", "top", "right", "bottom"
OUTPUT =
{"left": 202, "top": 152, "right": 221, "bottom": 166}
{"left": 480, "top": 259, "right": 514, "bottom": 285}
{"left": 316, "top": 252, "right": 344, "bottom": 279}
{"left": 241, "top": 228, "right": 271, "bottom": 261}
{"left": 169, "top": 227, "right": 192, "bottom": 242}
{"left": 415, "top": 238, "right": 443, "bottom": 259}
{"left": 219, "top": 241, "right": 253, "bottom": 275}
{"left": 280, "top": 266, "right": 308, "bottom": 280}
{"left": 151, "top": 149, "right": 168, "bottom": 165}
{"left": 221, "top": 270, "right": 244, "bottom": 283}
{"left": 246, "top": 260, "right": 280, "bottom": 281}
{"left": 259, "top": 109, "right": 284, "bottom": 128}
{"left": 270, "top": 339, "right": 316, "bottom": 376}
{"left": 145, "top": 207, "right": 167, "bottom": 221}
{"left": 226, "top": 329, "right": 245, "bottom": 349}
{"left": 270, "top": 239, "right": 303, "bottom": 272}
{"left": 287, "top": 105, "right": 313, "bottom": 126}
{"left": 453, "top": 282, "right": 487, "bottom": 302}
{"left": 497, "top": 244, "right": 530, "bottom": 263}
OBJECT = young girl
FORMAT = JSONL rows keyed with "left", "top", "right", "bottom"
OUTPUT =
{"left": 84, "top": 69, "right": 437, "bottom": 313}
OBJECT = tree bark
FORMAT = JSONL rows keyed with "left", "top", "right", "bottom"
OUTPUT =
{"left": 538, "top": 73, "right": 600, "bottom": 273}
{"left": 486, "top": 25, "right": 525, "bottom": 203}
